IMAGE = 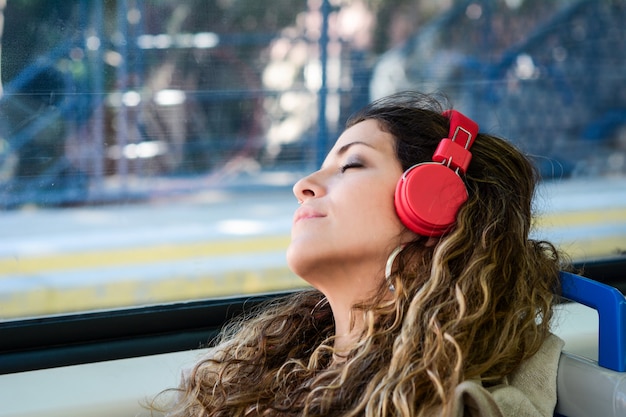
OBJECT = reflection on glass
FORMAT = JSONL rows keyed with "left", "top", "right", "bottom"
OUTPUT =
{"left": 0, "top": 0, "right": 624, "bottom": 320}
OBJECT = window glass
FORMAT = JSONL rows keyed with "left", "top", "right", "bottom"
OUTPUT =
{"left": 1, "top": 0, "right": 624, "bottom": 320}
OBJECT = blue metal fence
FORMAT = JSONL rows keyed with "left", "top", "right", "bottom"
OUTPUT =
{"left": 1, "top": 0, "right": 624, "bottom": 207}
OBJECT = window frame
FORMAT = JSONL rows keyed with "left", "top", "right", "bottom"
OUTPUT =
{"left": 0, "top": 290, "right": 293, "bottom": 375}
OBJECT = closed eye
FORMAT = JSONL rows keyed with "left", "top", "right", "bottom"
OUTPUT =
{"left": 340, "top": 162, "right": 364, "bottom": 173}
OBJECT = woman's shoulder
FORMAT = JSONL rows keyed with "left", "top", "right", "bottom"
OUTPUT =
{"left": 491, "top": 334, "right": 564, "bottom": 416}
{"left": 451, "top": 334, "right": 564, "bottom": 417}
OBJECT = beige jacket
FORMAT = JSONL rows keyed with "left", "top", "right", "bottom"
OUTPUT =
{"left": 449, "top": 334, "right": 565, "bottom": 417}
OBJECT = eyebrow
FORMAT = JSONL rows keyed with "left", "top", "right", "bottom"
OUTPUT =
{"left": 321, "top": 140, "right": 378, "bottom": 169}
{"left": 336, "top": 140, "right": 377, "bottom": 156}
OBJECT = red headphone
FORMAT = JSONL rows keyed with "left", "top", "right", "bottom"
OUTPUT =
{"left": 394, "top": 110, "right": 479, "bottom": 237}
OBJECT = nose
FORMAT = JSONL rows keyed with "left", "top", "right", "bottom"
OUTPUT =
{"left": 292, "top": 170, "right": 324, "bottom": 203}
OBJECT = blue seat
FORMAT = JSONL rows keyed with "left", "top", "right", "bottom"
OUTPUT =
{"left": 555, "top": 272, "right": 626, "bottom": 417}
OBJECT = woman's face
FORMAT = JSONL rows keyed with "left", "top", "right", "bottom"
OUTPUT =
{"left": 287, "top": 119, "right": 413, "bottom": 289}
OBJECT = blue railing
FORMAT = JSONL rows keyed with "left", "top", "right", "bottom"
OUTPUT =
{"left": 561, "top": 271, "right": 626, "bottom": 372}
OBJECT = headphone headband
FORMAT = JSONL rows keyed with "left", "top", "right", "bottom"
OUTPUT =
{"left": 433, "top": 110, "right": 479, "bottom": 175}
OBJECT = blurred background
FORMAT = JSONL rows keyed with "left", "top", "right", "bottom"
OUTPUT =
{"left": 0, "top": 0, "right": 625, "bottom": 319}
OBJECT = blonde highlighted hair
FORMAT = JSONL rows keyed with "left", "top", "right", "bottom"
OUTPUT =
{"left": 154, "top": 92, "right": 563, "bottom": 417}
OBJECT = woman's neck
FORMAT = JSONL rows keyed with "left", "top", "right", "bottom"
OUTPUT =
{"left": 327, "top": 295, "right": 364, "bottom": 355}
{"left": 305, "top": 264, "right": 386, "bottom": 355}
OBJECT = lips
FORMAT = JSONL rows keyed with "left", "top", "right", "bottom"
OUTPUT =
{"left": 293, "top": 206, "right": 325, "bottom": 224}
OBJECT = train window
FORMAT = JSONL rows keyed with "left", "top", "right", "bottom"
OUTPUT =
{"left": 0, "top": 0, "right": 625, "bottom": 323}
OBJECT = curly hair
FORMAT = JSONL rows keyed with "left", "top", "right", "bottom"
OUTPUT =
{"left": 154, "top": 92, "right": 564, "bottom": 417}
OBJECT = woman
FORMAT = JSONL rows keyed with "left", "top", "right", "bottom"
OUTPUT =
{"left": 158, "top": 92, "right": 565, "bottom": 417}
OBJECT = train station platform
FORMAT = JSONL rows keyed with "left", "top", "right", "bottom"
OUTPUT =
{"left": 1, "top": 175, "right": 625, "bottom": 319}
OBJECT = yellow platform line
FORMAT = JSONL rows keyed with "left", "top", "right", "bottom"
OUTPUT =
{"left": 535, "top": 208, "right": 626, "bottom": 227}
{"left": 560, "top": 236, "right": 625, "bottom": 260}
{"left": 0, "top": 266, "right": 307, "bottom": 319}
{"left": 0, "top": 235, "right": 291, "bottom": 276}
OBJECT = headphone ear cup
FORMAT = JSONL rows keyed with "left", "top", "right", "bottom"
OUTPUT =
{"left": 394, "top": 163, "right": 468, "bottom": 236}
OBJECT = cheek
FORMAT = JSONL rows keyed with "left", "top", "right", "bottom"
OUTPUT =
{"left": 340, "top": 187, "right": 405, "bottom": 240}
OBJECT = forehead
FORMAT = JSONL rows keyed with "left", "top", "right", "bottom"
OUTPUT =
{"left": 330, "top": 119, "right": 396, "bottom": 155}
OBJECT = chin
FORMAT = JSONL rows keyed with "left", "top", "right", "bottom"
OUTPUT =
{"left": 286, "top": 244, "right": 323, "bottom": 283}
{"left": 286, "top": 247, "right": 307, "bottom": 279}
{"left": 285, "top": 243, "right": 303, "bottom": 275}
